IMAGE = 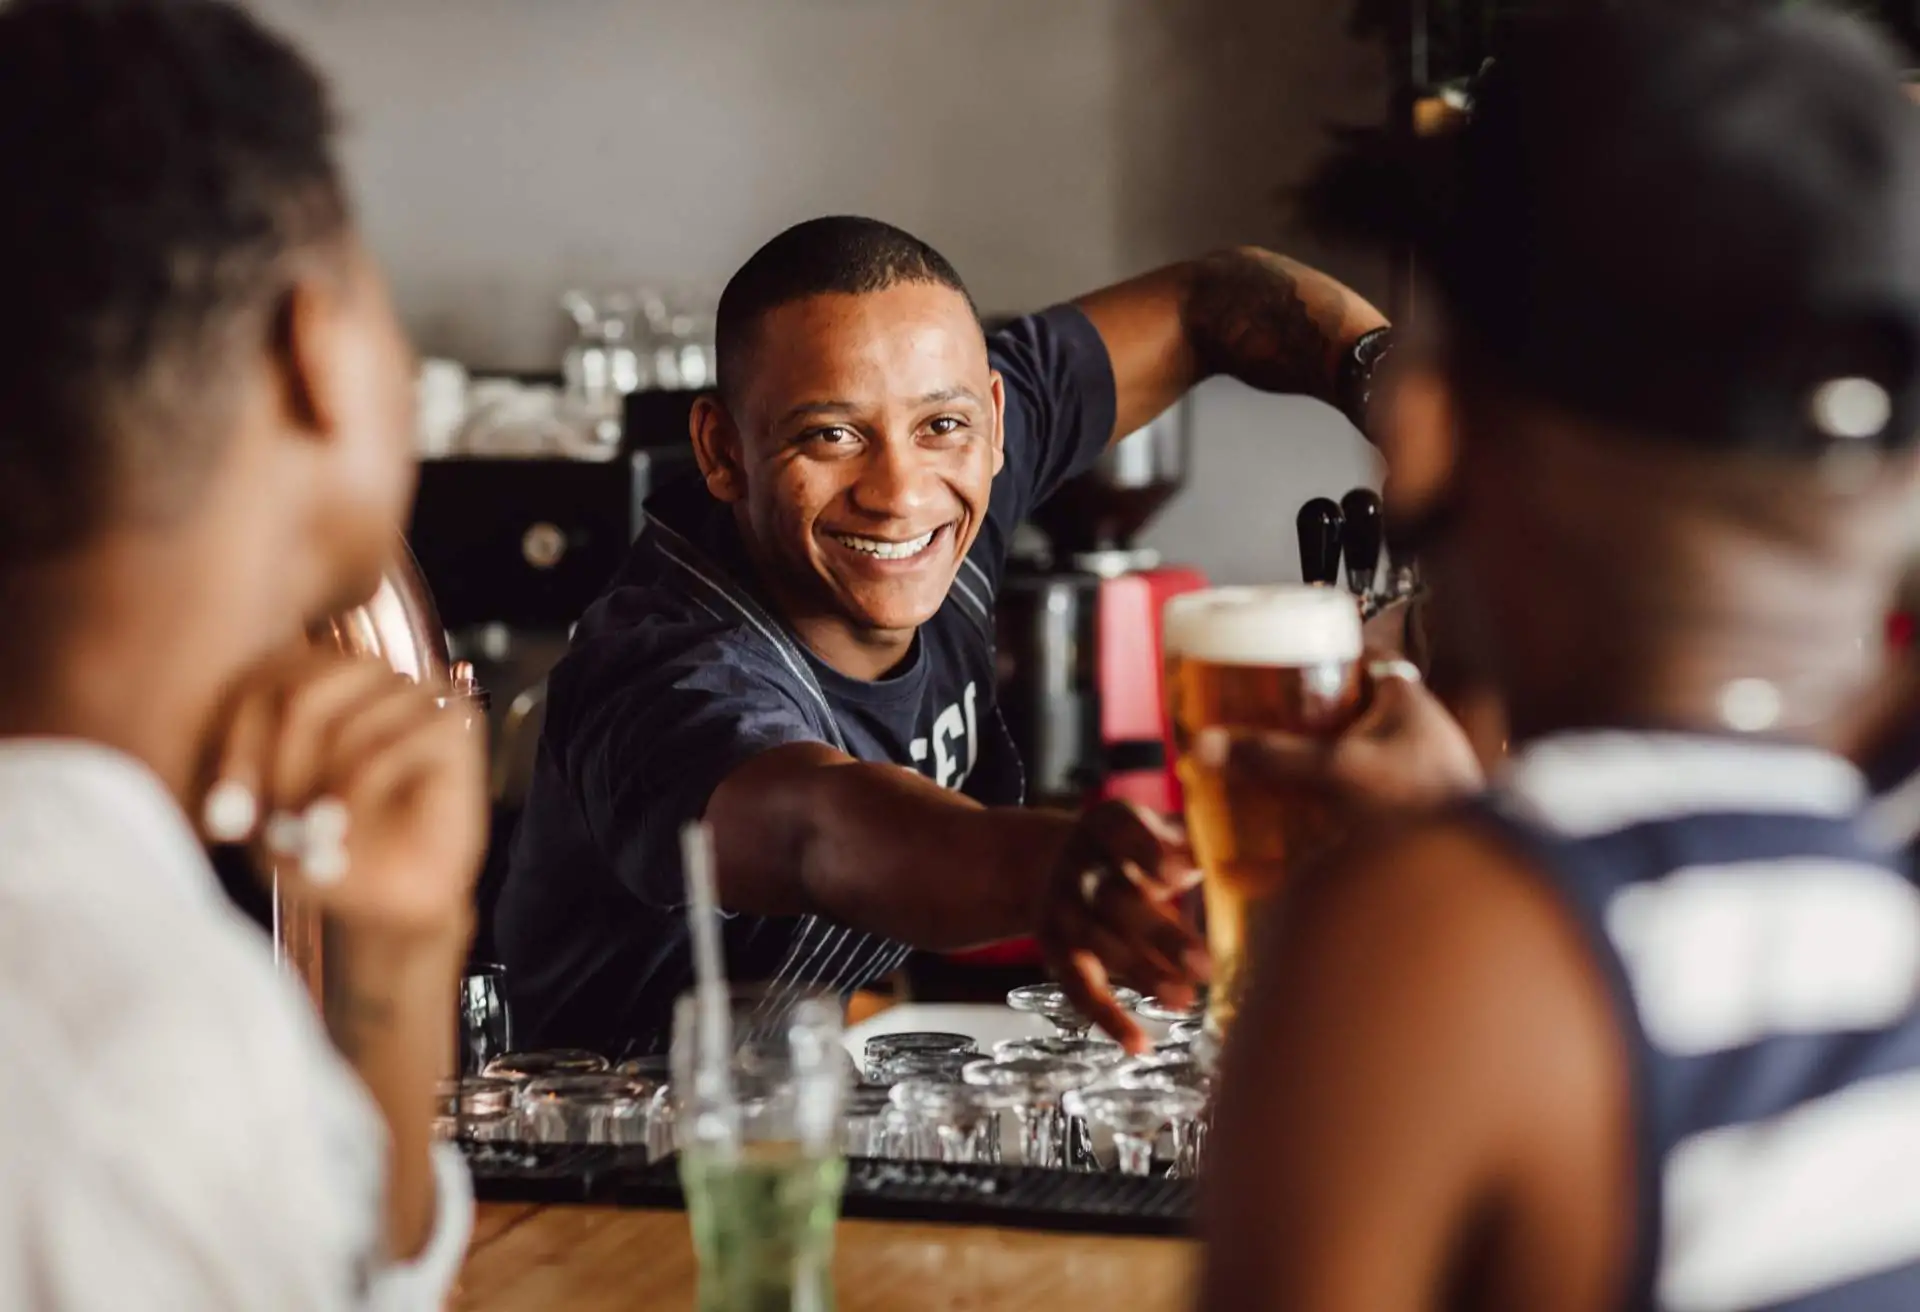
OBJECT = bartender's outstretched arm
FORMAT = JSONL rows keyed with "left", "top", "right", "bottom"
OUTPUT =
{"left": 707, "top": 742, "right": 1206, "bottom": 1049}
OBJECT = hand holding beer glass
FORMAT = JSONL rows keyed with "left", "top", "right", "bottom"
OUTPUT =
{"left": 1163, "top": 586, "right": 1366, "bottom": 1036}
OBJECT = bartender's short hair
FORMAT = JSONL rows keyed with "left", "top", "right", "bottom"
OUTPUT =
{"left": 715, "top": 216, "right": 980, "bottom": 409}
{"left": 0, "top": 0, "right": 348, "bottom": 563}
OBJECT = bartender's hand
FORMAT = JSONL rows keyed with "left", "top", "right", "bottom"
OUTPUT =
{"left": 198, "top": 649, "right": 488, "bottom": 945}
{"left": 1035, "top": 800, "right": 1208, "bottom": 1053}
{"left": 1197, "top": 660, "right": 1484, "bottom": 824}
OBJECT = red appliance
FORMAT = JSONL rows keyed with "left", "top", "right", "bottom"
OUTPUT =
{"left": 1094, "top": 565, "right": 1209, "bottom": 815}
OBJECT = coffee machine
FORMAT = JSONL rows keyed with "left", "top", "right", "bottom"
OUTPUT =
{"left": 997, "top": 398, "right": 1209, "bottom": 816}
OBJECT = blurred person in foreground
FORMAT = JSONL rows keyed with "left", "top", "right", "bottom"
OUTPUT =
{"left": 1203, "top": 5, "right": 1920, "bottom": 1310}
{"left": 0, "top": 1, "right": 482, "bottom": 1305}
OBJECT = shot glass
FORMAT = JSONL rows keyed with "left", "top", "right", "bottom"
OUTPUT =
{"left": 433, "top": 1075, "right": 519, "bottom": 1144}
{"left": 520, "top": 1073, "right": 655, "bottom": 1148}
{"left": 889, "top": 1077, "right": 998, "bottom": 1164}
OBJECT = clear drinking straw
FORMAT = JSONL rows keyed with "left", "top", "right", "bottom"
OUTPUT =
{"left": 680, "top": 821, "right": 737, "bottom": 1151}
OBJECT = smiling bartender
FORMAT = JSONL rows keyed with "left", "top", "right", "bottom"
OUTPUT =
{"left": 496, "top": 216, "right": 1388, "bottom": 1056}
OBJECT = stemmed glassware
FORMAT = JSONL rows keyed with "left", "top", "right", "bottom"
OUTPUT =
{"left": 961, "top": 1056, "right": 1097, "bottom": 1169}
{"left": 1064, "top": 1084, "right": 1207, "bottom": 1177}
{"left": 1116, "top": 1053, "right": 1212, "bottom": 1178}
{"left": 993, "top": 1035, "right": 1126, "bottom": 1067}
{"left": 1135, "top": 994, "right": 1206, "bottom": 1027}
{"left": 1006, "top": 984, "right": 1142, "bottom": 1041}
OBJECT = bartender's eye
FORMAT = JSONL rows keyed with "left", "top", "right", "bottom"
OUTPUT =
{"left": 925, "top": 416, "right": 967, "bottom": 441}
{"left": 803, "top": 426, "right": 859, "bottom": 448}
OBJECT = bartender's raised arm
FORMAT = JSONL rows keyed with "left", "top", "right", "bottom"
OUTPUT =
{"left": 1074, "top": 247, "right": 1389, "bottom": 444}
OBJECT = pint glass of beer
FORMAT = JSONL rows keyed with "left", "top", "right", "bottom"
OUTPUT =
{"left": 1163, "top": 586, "right": 1365, "bottom": 1036}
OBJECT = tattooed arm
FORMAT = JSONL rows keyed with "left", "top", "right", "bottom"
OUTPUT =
{"left": 1074, "top": 246, "right": 1389, "bottom": 444}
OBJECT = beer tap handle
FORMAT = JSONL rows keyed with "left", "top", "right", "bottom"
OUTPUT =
{"left": 1297, "top": 498, "right": 1345, "bottom": 586}
{"left": 1340, "top": 488, "right": 1383, "bottom": 600}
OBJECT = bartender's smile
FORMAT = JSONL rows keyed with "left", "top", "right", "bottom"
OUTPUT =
{"left": 695, "top": 280, "right": 1008, "bottom": 673}
{"left": 822, "top": 522, "right": 950, "bottom": 565}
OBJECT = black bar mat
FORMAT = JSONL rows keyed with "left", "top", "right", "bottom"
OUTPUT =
{"left": 460, "top": 1141, "right": 644, "bottom": 1205}
{"left": 462, "top": 1143, "right": 1194, "bottom": 1238}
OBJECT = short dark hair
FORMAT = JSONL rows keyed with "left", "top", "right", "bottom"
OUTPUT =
{"left": 715, "top": 216, "right": 978, "bottom": 408}
{"left": 0, "top": 0, "right": 348, "bottom": 562}
{"left": 1302, "top": 1, "right": 1920, "bottom": 456}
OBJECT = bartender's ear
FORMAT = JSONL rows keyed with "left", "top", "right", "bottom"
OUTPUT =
{"left": 690, "top": 396, "right": 747, "bottom": 503}
{"left": 988, "top": 369, "right": 1007, "bottom": 476}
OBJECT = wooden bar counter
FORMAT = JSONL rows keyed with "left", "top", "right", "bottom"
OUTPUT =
{"left": 456, "top": 1201, "right": 1198, "bottom": 1311}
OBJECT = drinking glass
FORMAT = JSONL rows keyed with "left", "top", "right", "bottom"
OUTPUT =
{"left": 841, "top": 1084, "right": 896, "bottom": 1159}
{"left": 482, "top": 1049, "right": 609, "bottom": 1083}
{"left": 433, "top": 1076, "right": 518, "bottom": 1143}
{"left": 888, "top": 1078, "right": 997, "bottom": 1164}
{"left": 961, "top": 1056, "right": 1096, "bottom": 1169}
{"left": 1162, "top": 586, "right": 1364, "bottom": 1037}
{"left": 860, "top": 1032, "right": 976, "bottom": 1083}
{"left": 458, "top": 963, "right": 513, "bottom": 1076}
{"left": 520, "top": 1073, "right": 654, "bottom": 1147}
{"left": 1116, "top": 1058, "right": 1211, "bottom": 1178}
{"left": 647, "top": 1085, "right": 679, "bottom": 1162}
{"left": 1064, "top": 1085, "right": 1207, "bottom": 1177}
{"left": 1006, "top": 983, "right": 1141, "bottom": 1041}
{"left": 866, "top": 1048, "right": 980, "bottom": 1086}
{"left": 1167, "top": 1020, "right": 1203, "bottom": 1046}
{"left": 672, "top": 986, "right": 847, "bottom": 1312}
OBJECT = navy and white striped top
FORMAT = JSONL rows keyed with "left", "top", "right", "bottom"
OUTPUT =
{"left": 1487, "top": 732, "right": 1920, "bottom": 1312}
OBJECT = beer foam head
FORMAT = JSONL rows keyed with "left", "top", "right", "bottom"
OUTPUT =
{"left": 1162, "top": 585, "right": 1362, "bottom": 665}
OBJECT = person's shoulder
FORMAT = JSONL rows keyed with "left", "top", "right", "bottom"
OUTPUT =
{"left": 1304, "top": 812, "right": 1568, "bottom": 948}
{"left": 1259, "top": 810, "right": 1620, "bottom": 1068}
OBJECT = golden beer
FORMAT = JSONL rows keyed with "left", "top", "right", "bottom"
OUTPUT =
{"left": 1163, "top": 586, "right": 1365, "bottom": 1035}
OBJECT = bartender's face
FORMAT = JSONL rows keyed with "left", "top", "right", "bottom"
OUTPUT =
{"left": 701, "top": 281, "right": 1006, "bottom": 637}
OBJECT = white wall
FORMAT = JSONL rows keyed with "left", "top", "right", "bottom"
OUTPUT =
{"left": 257, "top": 0, "right": 1388, "bottom": 583}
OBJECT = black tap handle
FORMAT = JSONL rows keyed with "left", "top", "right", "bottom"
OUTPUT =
{"left": 1340, "top": 488, "right": 1383, "bottom": 596}
{"left": 1297, "top": 498, "right": 1345, "bottom": 586}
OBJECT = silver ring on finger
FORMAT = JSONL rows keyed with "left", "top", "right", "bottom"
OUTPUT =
{"left": 1079, "top": 866, "right": 1107, "bottom": 908}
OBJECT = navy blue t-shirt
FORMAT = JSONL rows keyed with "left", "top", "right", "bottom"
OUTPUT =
{"left": 496, "top": 305, "right": 1117, "bottom": 1055}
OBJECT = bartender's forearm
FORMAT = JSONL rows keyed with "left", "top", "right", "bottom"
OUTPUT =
{"left": 323, "top": 921, "right": 468, "bottom": 1261}
{"left": 1077, "top": 246, "right": 1388, "bottom": 441}
{"left": 705, "top": 743, "right": 1074, "bottom": 949}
